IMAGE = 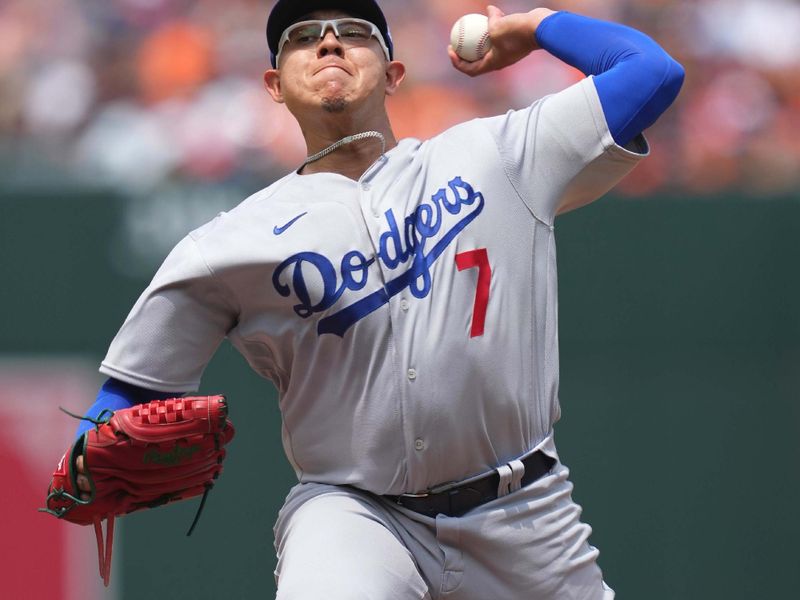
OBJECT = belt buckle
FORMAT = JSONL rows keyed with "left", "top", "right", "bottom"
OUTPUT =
{"left": 398, "top": 491, "right": 431, "bottom": 499}
{"left": 403, "top": 469, "right": 493, "bottom": 499}
{"left": 428, "top": 480, "right": 461, "bottom": 495}
{"left": 431, "top": 469, "right": 489, "bottom": 495}
{"left": 397, "top": 479, "right": 460, "bottom": 500}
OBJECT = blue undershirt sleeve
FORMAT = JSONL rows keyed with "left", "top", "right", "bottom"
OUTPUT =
{"left": 74, "top": 378, "right": 177, "bottom": 439}
{"left": 535, "top": 11, "right": 685, "bottom": 147}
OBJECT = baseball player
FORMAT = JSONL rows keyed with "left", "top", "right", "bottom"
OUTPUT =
{"left": 63, "top": 1, "right": 684, "bottom": 597}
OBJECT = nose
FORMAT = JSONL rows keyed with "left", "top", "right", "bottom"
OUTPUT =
{"left": 317, "top": 29, "right": 345, "bottom": 59}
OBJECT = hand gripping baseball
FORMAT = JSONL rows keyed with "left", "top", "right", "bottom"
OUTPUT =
{"left": 448, "top": 6, "right": 555, "bottom": 77}
{"left": 40, "top": 396, "right": 235, "bottom": 586}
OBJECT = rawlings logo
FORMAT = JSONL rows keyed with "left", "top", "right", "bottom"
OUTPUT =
{"left": 272, "top": 176, "right": 485, "bottom": 337}
{"left": 143, "top": 444, "right": 201, "bottom": 466}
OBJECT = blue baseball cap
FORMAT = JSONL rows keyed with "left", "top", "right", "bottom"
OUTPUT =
{"left": 267, "top": 0, "right": 394, "bottom": 68}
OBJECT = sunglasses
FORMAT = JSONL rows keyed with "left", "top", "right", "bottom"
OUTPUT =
{"left": 276, "top": 18, "right": 391, "bottom": 65}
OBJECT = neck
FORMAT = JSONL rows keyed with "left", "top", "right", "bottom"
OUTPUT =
{"left": 298, "top": 109, "right": 398, "bottom": 180}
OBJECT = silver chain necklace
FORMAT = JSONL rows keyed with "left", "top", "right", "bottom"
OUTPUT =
{"left": 302, "top": 131, "right": 386, "bottom": 167}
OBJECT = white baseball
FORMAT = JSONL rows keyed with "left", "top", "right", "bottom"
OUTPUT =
{"left": 450, "top": 14, "right": 492, "bottom": 62}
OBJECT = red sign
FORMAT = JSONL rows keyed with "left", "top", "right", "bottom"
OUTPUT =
{"left": 0, "top": 360, "right": 110, "bottom": 600}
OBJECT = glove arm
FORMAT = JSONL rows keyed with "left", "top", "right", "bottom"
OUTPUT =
{"left": 75, "top": 378, "right": 177, "bottom": 439}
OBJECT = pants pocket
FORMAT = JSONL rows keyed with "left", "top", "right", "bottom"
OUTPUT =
{"left": 435, "top": 514, "right": 464, "bottom": 596}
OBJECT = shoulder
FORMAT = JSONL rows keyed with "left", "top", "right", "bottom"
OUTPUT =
{"left": 430, "top": 117, "right": 494, "bottom": 146}
{"left": 400, "top": 118, "right": 499, "bottom": 165}
{"left": 188, "top": 172, "right": 299, "bottom": 243}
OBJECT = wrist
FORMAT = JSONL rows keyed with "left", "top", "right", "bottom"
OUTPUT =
{"left": 528, "top": 8, "right": 557, "bottom": 49}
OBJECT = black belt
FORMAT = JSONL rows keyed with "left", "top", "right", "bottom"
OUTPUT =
{"left": 385, "top": 451, "right": 555, "bottom": 518}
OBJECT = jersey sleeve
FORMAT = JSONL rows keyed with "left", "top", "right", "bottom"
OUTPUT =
{"left": 483, "top": 76, "right": 649, "bottom": 223}
{"left": 100, "top": 234, "right": 238, "bottom": 392}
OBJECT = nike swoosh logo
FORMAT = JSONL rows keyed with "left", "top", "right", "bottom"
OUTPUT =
{"left": 273, "top": 212, "right": 308, "bottom": 236}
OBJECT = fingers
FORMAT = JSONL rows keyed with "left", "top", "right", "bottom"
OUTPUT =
{"left": 486, "top": 4, "right": 506, "bottom": 25}
{"left": 448, "top": 5, "right": 507, "bottom": 77}
{"left": 76, "top": 455, "right": 91, "bottom": 501}
{"left": 448, "top": 45, "right": 495, "bottom": 77}
{"left": 77, "top": 476, "right": 91, "bottom": 500}
{"left": 447, "top": 46, "right": 466, "bottom": 70}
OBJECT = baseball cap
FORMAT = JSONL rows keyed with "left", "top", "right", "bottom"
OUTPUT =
{"left": 267, "top": 0, "right": 394, "bottom": 68}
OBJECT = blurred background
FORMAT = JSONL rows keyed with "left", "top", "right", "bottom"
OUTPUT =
{"left": 2, "top": 0, "right": 800, "bottom": 196}
{"left": 1, "top": 0, "right": 797, "bottom": 598}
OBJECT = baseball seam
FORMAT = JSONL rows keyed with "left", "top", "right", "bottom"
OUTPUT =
{"left": 476, "top": 30, "right": 490, "bottom": 58}
{"left": 457, "top": 21, "right": 465, "bottom": 56}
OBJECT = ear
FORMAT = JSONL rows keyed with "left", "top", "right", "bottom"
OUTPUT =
{"left": 384, "top": 61, "right": 406, "bottom": 96}
{"left": 263, "top": 69, "right": 284, "bottom": 103}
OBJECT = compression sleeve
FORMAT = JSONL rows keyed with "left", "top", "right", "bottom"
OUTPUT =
{"left": 74, "top": 377, "right": 176, "bottom": 439}
{"left": 535, "top": 11, "right": 685, "bottom": 147}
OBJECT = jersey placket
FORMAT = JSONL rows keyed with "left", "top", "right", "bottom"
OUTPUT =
{"left": 357, "top": 158, "right": 428, "bottom": 491}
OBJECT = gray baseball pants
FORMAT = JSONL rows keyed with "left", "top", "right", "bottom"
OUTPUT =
{"left": 274, "top": 458, "right": 615, "bottom": 599}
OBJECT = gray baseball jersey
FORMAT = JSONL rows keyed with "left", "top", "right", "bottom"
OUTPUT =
{"left": 101, "top": 76, "right": 646, "bottom": 497}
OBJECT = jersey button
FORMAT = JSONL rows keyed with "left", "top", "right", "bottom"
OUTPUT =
{"left": 400, "top": 299, "right": 410, "bottom": 311}
{"left": 362, "top": 183, "right": 371, "bottom": 192}
{"left": 414, "top": 439, "right": 425, "bottom": 451}
{"left": 407, "top": 368, "right": 417, "bottom": 381}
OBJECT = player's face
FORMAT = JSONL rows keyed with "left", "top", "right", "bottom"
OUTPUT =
{"left": 264, "top": 10, "right": 404, "bottom": 118}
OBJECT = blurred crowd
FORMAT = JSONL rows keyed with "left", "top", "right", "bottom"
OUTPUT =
{"left": 2, "top": 0, "right": 799, "bottom": 197}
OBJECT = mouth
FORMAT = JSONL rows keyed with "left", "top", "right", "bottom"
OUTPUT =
{"left": 313, "top": 62, "right": 351, "bottom": 76}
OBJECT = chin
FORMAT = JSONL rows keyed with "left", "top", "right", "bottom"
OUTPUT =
{"left": 321, "top": 97, "right": 349, "bottom": 113}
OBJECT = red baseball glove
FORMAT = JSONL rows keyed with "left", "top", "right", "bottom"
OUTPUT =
{"left": 40, "top": 395, "right": 235, "bottom": 586}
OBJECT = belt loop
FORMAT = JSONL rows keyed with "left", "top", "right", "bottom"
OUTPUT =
{"left": 508, "top": 459, "right": 525, "bottom": 492}
{"left": 496, "top": 464, "right": 513, "bottom": 498}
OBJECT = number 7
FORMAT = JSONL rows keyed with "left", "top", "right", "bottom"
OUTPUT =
{"left": 455, "top": 248, "right": 491, "bottom": 338}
